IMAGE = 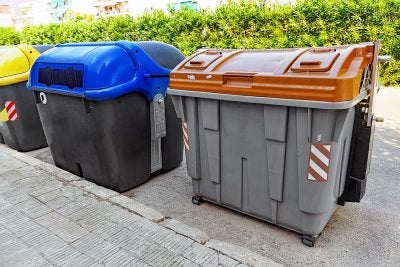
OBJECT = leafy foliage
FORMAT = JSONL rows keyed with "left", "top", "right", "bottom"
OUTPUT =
{"left": 0, "top": 0, "right": 398, "bottom": 84}
{"left": 0, "top": 27, "right": 21, "bottom": 45}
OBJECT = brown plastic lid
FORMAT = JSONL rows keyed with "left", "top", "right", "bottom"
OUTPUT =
{"left": 170, "top": 43, "right": 375, "bottom": 102}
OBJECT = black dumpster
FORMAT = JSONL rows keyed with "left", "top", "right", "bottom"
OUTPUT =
{"left": 28, "top": 41, "right": 184, "bottom": 192}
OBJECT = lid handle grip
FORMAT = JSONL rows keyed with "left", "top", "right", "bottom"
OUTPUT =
{"left": 300, "top": 60, "right": 322, "bottom": 66}
{"left": 310, "top": 48, "right": 336, "bottom": 53}
{"left": 223, "top": 72, "right": 257, "bottom": 77}
{"left": 190, "top": 60, "right": 204, "bottom": 65}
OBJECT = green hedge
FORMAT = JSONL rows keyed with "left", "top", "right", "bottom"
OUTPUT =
{"left": 0, "top": 27, "right": 21, "bottom": 45}
{"left": 0, "top": 0, "right": 398, "bottom": 85}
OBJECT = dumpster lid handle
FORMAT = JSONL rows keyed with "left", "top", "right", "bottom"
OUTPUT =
{"left": 223, "top": 72, "right": 257, "bottom": 77}
{"left": 300, "top": 60, "right": 322, "bottom": 66}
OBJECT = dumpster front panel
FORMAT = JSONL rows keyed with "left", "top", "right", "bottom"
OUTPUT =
{"left": 174, "top": 95, "right": 355, "bottom": 236}
{"left": 0, "top": 82, "right": 47, "bottom": 151}
{"left": 35, "top": 91, "right": 152, "bottom": 192}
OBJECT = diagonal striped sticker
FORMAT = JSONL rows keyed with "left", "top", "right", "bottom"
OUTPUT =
{"left": 5, "top": 101, "right": 18, "bottom": 121}
{"left": 182, "top": 121, "right": 190, "bottom": 151}
{"left": 307, "top": 143, "right": 331, "bottom": 182}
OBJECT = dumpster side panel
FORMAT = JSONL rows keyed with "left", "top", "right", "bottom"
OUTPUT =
{"left": 161, "top": 95, "right": 184, "bottom": 172}
{"left": 0, "top": 82, "right": 47, "bottom": 151}
{"left": 179, "top": 95, "right": 356, "bottom": 236}
{"left": 332, "top": 109, "right": 355, "bottom": 199}
{"left": 184, "top": 97, "right": 202, "bottom": 180}
{"left": 35, "top": 92, "right": 151, "bottom": 192}
{"left": 196, "top": 107, "right": 219, "bottom": 202}
{"left": 295, "top": 108, "right": 355, "bottom": 235}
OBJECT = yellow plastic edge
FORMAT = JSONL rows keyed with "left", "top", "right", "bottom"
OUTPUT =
{"left": 0, "top": 45, "right": 41, "bottom": 86}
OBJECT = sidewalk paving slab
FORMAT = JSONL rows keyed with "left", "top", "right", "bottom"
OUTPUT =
{"left": 0, "top": 144, "right": 280, "bottom": 267}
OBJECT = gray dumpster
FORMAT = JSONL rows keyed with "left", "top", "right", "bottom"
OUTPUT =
{"left": 168, "top": 42, "right": 382, "bottom": 246}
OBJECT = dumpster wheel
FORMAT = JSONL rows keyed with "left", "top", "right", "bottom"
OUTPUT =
{"left": 192, "top": 196, "right": 204, "bottom": 205}
{"left": 302, "top": 235, "right": 317, "bottom": 247}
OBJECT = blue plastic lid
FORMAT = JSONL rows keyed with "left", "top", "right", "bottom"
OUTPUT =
{"left": 28, "top": 41, "right": 181, "bottom": 101}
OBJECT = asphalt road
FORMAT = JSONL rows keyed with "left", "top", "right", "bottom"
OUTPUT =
{"left": 27, "top": 88, "right": 400, "bottom": 266}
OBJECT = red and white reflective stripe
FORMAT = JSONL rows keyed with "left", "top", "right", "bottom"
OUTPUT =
{"left": 307, "top": 143, "right": 331, "bottom": 182}
{"left": 5, "top": 101, "right": 18, "bottom": 121}
{"left": 182, "top": 121, "right": 189, "bottom": 151}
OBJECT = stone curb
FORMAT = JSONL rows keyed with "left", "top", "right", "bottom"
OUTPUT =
{"left": 13, "top": 152, "right": 44, "bottom": 166}
{"left": 1, "top": 144, "right": 281, "bottom": 267}
{"left": 109, "top": 195, "right": 164, "bottom": 223}
{"left": 70, "top": 180, "right": 119, "bottom": 200}
{"left": 205, "top": 239, "right": 282, "bottom": 267}
{"left": 159, "top": 218, "right": 210, "bottom": 244}
{"left": 2, "top": 146, "right": 43, "bottom": 166}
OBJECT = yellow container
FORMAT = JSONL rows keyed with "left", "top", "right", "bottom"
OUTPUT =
{"left": 0, "top": 45, "right": 41, "bottom": 86}
{"left": 0, "top": 44, "right": 50, "bottom": 151}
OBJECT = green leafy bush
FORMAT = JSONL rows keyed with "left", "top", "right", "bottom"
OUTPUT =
{"left": 0, "top": 27, "right": 21, "bottom": 45}
{"left": 0, "top": 0, "right": 398, "bottom": 84}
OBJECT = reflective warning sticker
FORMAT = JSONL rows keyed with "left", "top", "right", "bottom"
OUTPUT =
{"left": 5, "top": 101, "right": 18, "bottom": 121}
{"left": 182, "top": 121, "right": 190, "bottom": 151}
{"left": 0, "top": 101, "right": 18, "bottom": 122}
{"left": 307, "top": 143, "right": 331, "bottom": 182}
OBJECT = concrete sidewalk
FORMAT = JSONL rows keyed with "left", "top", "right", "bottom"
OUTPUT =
{"left": 0, "top": 145, "right": 279, "bottom": 267}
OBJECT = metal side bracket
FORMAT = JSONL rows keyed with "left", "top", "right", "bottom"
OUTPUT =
{"left": 150, "top": 94, "right": 166, "bottom": 173}
{"left": 366, "top": 41, "right": 380, "bottom": 127}
{"left": 367, "top": 41, "right": 391, "bottom": 127}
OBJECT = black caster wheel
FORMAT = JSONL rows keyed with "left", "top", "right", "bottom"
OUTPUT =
{"left": 192, "top": 196, "right": 203, "bottom": 205}
{"left": 302, "top": 235, "right": 316, "bottom": 247}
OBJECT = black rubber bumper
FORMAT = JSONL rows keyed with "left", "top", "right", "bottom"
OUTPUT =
{"left": 338, "top": 104, "right": 374, "bottom": 204}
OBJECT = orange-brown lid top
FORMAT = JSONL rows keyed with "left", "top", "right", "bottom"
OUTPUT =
{"left": 170, "top": 43, "right": 375, "bottom": 102}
